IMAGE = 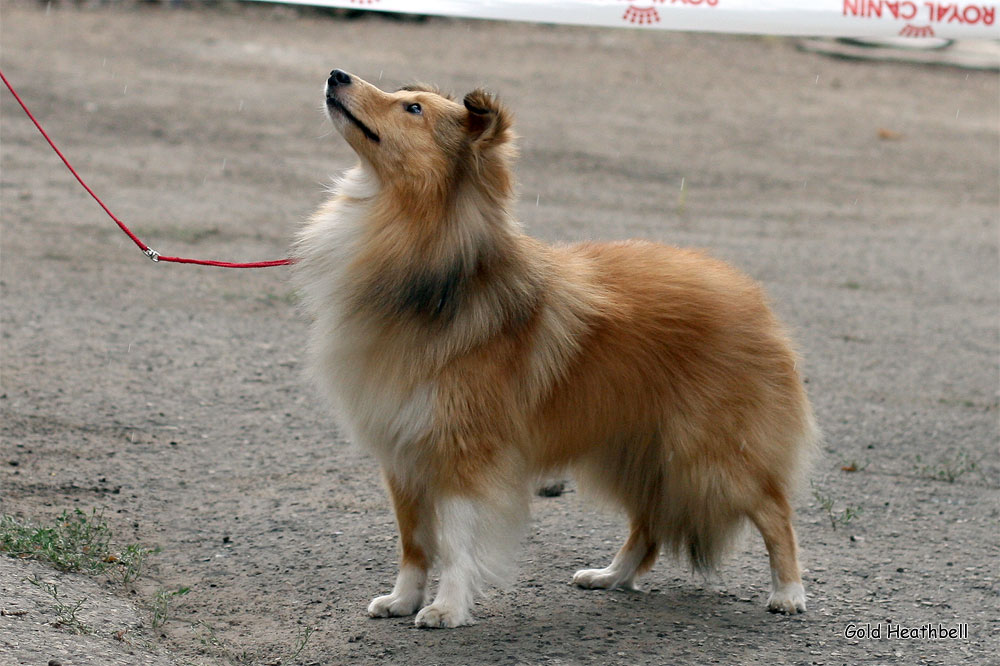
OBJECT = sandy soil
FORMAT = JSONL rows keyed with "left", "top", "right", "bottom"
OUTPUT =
{"left": 1, "top": 3, "right": 997, "bottom": 664}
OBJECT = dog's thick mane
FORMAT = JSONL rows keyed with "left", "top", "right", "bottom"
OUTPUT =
{"left": 297, "top": 134, "right": 548, "bottom": 372}
{"left": 332, "top": 92, "right": 543, "bottom": 348}
{"left": 354, "top": 168, "right": 545, "bottom": 342}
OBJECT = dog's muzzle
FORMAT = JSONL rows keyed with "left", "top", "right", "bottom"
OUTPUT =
{"left": 324, "top": 69, "right": 380, "bottom": 144}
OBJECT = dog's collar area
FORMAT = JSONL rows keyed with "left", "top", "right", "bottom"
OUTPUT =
{"left": 327, "top": 96, "right": 381, "bottom": 144}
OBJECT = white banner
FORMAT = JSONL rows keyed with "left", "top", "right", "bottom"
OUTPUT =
{"left": 254, "top": 0, "right": 1000, "bottom": 40}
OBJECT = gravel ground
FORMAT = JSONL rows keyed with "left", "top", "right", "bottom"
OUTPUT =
{"left": 1, "top": 3, "right": 997, "bottom": 664}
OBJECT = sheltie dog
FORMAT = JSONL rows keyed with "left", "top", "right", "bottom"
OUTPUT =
{"left": 294, "top": 69, "right": 817, "bottom": 628}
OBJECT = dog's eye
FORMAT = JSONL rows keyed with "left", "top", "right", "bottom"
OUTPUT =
{"left": 405, "top": 103, "right": 422, "bottom": 115}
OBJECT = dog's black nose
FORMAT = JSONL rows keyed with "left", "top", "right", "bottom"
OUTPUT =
{"left": 328, "top": 69, "right": 352, "bottom": 87}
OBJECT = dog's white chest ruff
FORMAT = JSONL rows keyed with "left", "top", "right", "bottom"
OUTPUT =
{"left": 296, "top": 167, "right": 437, "bottom": 470}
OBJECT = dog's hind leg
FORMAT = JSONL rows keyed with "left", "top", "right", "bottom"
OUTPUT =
{"left": 368, "top": 476, "right": 434, "bottom": 618}
{"left": 573, "top": 520, "right": 659, "bottom": 591}
{"left": 749, "top": 486, "right": 806, "bottom": 614}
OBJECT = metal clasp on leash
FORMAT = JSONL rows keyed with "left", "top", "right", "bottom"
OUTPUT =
{"left": 144, "top": 248, "right": 160, "bottom": 262}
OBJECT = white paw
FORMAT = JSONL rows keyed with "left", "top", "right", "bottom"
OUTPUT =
{"left": 367, "top": 590, "right": 423, "bottom": 618}
{"left": 767, "top": 582, "right": 807, "bottom": 614}
{"left": 572, "top": 568, "right": 635, "bottom": 590}
{"left": 414, "top": 603, "right": 475, "bottom": 628}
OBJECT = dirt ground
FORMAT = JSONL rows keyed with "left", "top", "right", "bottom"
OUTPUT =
{"left": 1, "top": 2, "right": 997, "bottom": 664}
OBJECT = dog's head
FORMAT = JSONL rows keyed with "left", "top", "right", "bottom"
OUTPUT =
{"left": 324, "top": 69, "right": 514, "bottom": 196}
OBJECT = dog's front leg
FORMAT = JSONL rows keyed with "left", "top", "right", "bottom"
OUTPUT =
{"left": 368, "top": 476, "right": 434, "bottom": 618}
{"left": 415, "top": 486, "right": 526, "bottom": 629}
{"left": 413, "top": 495, "right": 483, "bottom": 628}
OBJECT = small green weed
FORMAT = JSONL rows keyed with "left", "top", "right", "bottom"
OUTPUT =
{"left": 111, "top": 542, "right": 159, "bottom": 587}
{"left": 914, "top": 450, "right": 979, "bottom": 483}
{"left": 151, "top": 586, "right": 191, "bottom": 630}
{"left": 196, "top": 620, "right": 225, "bottom": 650}
{"left": 285, "top": 626, "right": 316, "bottom": 664}
{"left": 1, "top": 509, "right": 113, "bottom": 573}
{"left": 0, "top": 509, "right": 156, "bottom": 586}
{"left": 676, "top": 176, "right": 687, "bottom": 215}
{"left": 811, "top": 481, "right": 864, "bottom": 530}
{"left": 196, "top": 620, "right": 315, "bottom": 666}
{"left": 26, "top": 574, "right": 91, "bottom": 634}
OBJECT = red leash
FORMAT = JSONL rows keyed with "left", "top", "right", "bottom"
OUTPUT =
{"left": 1, "top": 68, "right": 293, "bottom": 268}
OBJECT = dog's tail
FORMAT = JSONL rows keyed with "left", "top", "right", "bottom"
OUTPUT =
{"left": 660, "top": 491, "right": 745, "bottom": 575}
{"left": 666, "top": 414, "right": 820, "bottom": 575}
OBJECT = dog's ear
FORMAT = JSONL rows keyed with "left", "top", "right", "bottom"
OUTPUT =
{"left": 463, "top": 89, "right": 512, "bottom": 149}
